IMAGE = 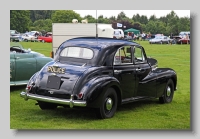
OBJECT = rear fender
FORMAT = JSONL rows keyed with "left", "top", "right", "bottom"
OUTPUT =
{"left": 155, "top": 68, "right": 177, "bottom": 97}
{"left": 80, "top": 76, "right": 121, "bottom": 108}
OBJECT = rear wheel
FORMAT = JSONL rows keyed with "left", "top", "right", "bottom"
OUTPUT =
{"left": 37, "top": 101, "right": 57, "bottom": 110}
{"left": 96, "top": 88, "right": 118, "bottom": 119}
{"left": 159, "top": 79, "right": 174, "bottom": 103}
{"left": 42, "top": 40, "right": 45, "bottom": 43}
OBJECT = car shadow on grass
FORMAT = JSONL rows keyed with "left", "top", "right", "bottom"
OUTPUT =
{"left": 10, "top": 85, "right": 26, "bottom": 92}
{"left": 29, "top": 99, "right": 160, "bottom": 121}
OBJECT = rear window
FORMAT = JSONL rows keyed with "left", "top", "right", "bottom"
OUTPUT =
{"left": 60, "top": 47, "right": 93, "bottom": 59}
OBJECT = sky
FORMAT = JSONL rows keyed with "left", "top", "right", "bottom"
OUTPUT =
{"left": 74, "top": 10, "right": 190, "bottom": 19}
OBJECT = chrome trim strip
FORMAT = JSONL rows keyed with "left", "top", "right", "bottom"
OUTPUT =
{"left": 10, "top": 83, "right": 27, "bottom": 86}
{"left": 20, "top": 92, "right": 86, "bottom": 108}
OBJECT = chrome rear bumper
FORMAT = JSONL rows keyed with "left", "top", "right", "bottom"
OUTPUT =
{"left": 20, "top": 92, "right": 86, "bottom": 108}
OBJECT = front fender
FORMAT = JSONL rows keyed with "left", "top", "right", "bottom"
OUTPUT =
{"left": 80, "top": 75, "right": 121, "bottom": 108}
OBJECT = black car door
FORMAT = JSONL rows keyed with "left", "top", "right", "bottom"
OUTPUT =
{"left": 113, "top": 46, "right": 137, "bottom": 99}
{"left": 133, "top": 46, "right": 157, "bottom": 98}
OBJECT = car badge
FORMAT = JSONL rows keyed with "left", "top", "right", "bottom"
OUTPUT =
{"left": 47, "top": 66, "right": 65, "bottom": 74}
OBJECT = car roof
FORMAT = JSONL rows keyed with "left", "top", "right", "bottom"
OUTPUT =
{"left": 54, "top": 37, "right": 142, "bottom": 66}
{"left": 61, "top": 37, "right": 140, "bottom": 50}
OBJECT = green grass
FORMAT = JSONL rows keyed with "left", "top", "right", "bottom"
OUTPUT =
{"left": 10, "top": 41, "right": 190, "bottom": 130}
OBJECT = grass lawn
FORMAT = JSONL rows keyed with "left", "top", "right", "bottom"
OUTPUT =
{"left": 10, "top": 41, "right": 190, "bottom": 129}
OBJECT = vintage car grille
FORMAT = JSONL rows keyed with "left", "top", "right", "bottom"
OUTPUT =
{"left": 34, "top": 89, "right": 71, "bottom": 99}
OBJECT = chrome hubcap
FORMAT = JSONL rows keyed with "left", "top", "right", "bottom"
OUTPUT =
{"left": 105, "top": 98, "right": 113, "bottom": 111}
{"left": 167, "top": 86, "right": 171, "bottom": 97}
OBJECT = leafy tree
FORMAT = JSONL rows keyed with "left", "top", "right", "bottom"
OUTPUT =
{"left": 149, "top": 15, "right": 157, "bottom": 21}
{"left": 140, "top": 15, "right": 148, "bottom": 25}
{"left": 166, "top": 11, "right": 180, "bottom": 35}
{"left": 117, "top": 11, "right": 127, "bottom": 20}
{"left": 109, "top": 16, "right": 116, "bottom": 23}
{"left": 98, "top": 15, "right": 109, "bottom": 23}
{"left": 30, "top": 10, "right": 54, "bottom": 23}
{"left": 145, "top": 20, "right": 158, "bottom": 34}
{"left": 132, "top": 14, "right": 140, "bottom": 22}
{"left": 178, "top": 17, "right": 190, "bottom": 32}
{"left": 132, "top": 22, "right": 142, "bottom": 33}
{"left": 155, "top": 21, "right": 166, "bottom": 35}
{"left": 83, "top": 15, "right": 96, "bottom": 23}
{"left": 159, "top": 16, "right": 168, "bottom": 26}
{"left": 51, "top": 10, "right": 82, "bottom": 23}
{"left": 10, "top": 10, "right": 31, "bottom": 33}
{"left": 31, "top": 19, "right": 52, "bottom": 32}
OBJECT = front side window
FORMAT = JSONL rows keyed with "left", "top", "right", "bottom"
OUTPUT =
{"left": 60, "top": 47, "right": 93, "bottom": 59}
{"left": 114, "top": 46, "right": 132, "bottom": 65}
{"left": 134, "top": 47, "right": 146, "bottom": 63}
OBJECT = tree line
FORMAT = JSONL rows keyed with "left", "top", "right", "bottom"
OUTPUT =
{"left": 10, "top": 10, "right": 190, "bottom": 36}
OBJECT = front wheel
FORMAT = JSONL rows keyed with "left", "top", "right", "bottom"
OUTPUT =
{"left": 96, "top": 88, "right": 118, "bottom": 119}
{"left": 159, "top": 79, "right": 174, "bottom": 103}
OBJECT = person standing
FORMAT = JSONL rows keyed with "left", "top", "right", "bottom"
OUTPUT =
{"left": 132, "top": 32, "right": 135, "bottom": 40}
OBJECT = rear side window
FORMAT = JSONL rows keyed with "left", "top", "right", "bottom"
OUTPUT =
{"left": 60, "top": 47, "right": 93, "bottom": 59}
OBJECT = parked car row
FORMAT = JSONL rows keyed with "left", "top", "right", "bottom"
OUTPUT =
{"left": 148, "top": 35, "right": 190, "bottom": 45}
{"left": 10, "top": 30, "right": 52, "bottom": 43}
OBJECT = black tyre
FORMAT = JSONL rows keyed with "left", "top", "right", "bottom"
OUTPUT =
{"left": 96, "top": 88, "right": 118, "bottom": 119}
{"left": 159, "top": 79, "right": 174, "bottom": 103}
{"left": 37, "top": 101, "right": 57, "bottom": 110}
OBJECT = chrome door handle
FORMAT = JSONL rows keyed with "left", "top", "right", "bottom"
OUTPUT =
{"left": 136, "top": 68, "right": 141, "bottom": 72}
{"left": 114, "top": 70, "right": 122, "bottom": 73}
{"left": 15, "top": 57, "right": 20, "bottom": 59}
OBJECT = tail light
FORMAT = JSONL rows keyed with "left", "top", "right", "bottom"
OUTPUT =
{"left": 77, "top": 92, "right": 83, "bottom": 99}
{"left": 26, "top": 85, "right": 32, "bottom": 92}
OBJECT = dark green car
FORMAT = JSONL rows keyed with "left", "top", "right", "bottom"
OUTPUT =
{"left": 10, "top": 44, "right": 53, "bottom": 86}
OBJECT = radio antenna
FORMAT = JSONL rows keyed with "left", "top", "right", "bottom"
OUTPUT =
{"left": 96, "top": 10, "right": 98, "bottom": 39}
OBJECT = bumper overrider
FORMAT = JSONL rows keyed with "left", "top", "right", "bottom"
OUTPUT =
{"left": 20, "top": 91, "right": 87, "bottom": 108}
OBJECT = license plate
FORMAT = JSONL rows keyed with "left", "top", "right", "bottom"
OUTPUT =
{"left": 46, "top": 76, "right": 61, "bottom": 89}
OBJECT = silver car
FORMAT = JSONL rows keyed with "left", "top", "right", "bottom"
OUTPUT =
{"left": 149, "top": 36, "right": 172, "bottom": 44}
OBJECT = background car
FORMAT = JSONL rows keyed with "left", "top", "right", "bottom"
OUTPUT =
{"left": 21, "top": 34, "right": 36, "bottom": 42}
{"left": 113, "top": 29, "right": 124, "bottom": 39}
{"left": 10, "top": 43, "right": 53, "bottom": 86}
{"left": 10, "top": 30, "right": 21, "bottom": 42}
{"left": 20, "top": 37, "right": 177, "bottom": 119}
{"left": 172, "top": 36, "right": 190, "bottom": 44}
{"left": 38, "top": 32, "right": 52, "bottom": 43}
{"left": 149, "top": 36, "right": 172, "bottom": 44}
{"left": 179, "top": 31, "right": 190, "bottom": 38}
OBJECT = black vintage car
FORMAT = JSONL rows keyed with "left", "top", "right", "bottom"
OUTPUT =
{"left": 20, "top": 37, "right": 177, "bottom": 119}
